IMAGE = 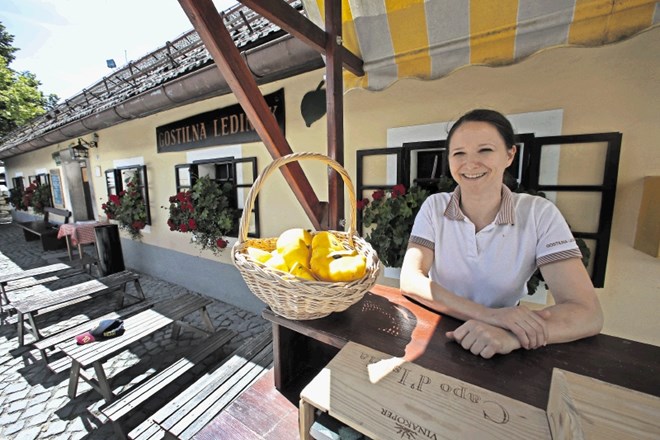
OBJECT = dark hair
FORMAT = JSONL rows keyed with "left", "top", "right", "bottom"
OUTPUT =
{"left": 446, "top": 109, "right": 515, "bottom": 150}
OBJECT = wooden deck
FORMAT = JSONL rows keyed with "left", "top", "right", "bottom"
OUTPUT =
{"left": 193, "top": 369, "right": 300, "bottom": 440}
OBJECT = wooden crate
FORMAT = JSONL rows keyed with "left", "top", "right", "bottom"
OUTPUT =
{"left": 547, "top": 368, "right": 660, "bottom": 440}
{"left": 300, "top": 342, "right": 551, "bottom": 440}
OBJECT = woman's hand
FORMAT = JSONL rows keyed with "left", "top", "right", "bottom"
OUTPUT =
{"left": 481, "top": 306, "right": 551, "bottom": 350}
{"left": 446, "top": 321, "right": 521, "bottom": 359}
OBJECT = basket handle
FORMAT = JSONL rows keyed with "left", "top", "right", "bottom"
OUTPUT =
{"left": 237, "top": 152, "right": 358, "bottom": 246}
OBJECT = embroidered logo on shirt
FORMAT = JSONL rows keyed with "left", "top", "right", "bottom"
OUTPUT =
{"left": 546, "top": 238, "right": 576, "bottom": 248}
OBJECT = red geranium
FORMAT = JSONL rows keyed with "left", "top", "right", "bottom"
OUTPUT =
{"left": 164, "top": 176, "right": 236, "bottom": 255}
{"left": 372, "top": 189, "right": 385, "bottom": 201}
{"left": 391, "top": 184, "right": 406, "bottom": 198}
{"left": 356, "top": 198, "right": 370, "bottom": 210}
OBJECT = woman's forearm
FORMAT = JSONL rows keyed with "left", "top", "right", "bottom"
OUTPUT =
{"left": 400, "top": 271, "right": 489, "bottom": 322}
{"left": 541, "top": 301, "right": 603, "bottom": 344}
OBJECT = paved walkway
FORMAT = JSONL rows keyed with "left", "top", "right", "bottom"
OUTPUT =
{"left": 0, "top": 223, "right": 270, "bottom": 440}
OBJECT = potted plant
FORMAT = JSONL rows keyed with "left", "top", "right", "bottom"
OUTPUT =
{"left": 9, "top": 187, "right": 25, "bottom": 211}
{"left": 164, "top": 175, "right": 236, "bottom": 255}
{"left": 101, "top": 174, "right": 147, "bottom": 240}
{"left": 30, "top": 183, "right": 52, "bottom": 214}
{"left": 359, "top": 184, "right": 431, "bottom": 273}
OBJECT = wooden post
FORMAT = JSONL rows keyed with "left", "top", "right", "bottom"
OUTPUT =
{"left": 325, "top": 0, "right": 344, "bottom": 230}
{"left": 178, "top": 0, "right": 325, "bottom": 230}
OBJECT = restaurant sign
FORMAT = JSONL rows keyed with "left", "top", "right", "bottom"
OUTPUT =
{"left": 156, "top": 89, "right": 285, "bottom": 153}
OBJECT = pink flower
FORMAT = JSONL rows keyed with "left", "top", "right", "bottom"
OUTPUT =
{"left": 132, "top": 221, "right": 145, "bottom": 230}
{"left": 180, "top": 224, "right": 188, "bottom": 233}
{"left": 109, "top": 194, "right": 121, "bottom": 204}
{"left": 372, "top": 190, "right": 385, "bottom": 201}
{"left": 188, "top": 218, "right": 197, "bottom": 230}
{"left": 216, "top": 238, "right": 227, "bottom": 249}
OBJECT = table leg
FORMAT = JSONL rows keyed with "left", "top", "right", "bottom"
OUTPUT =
{"left": 77, "top": 244, "right": 83, "bottom": 259}
{"left": 133, "top": 279, "right": 146, "bottom": 301}
{"left": 299, "top": 399, "right": 316, "bottom": 440}
{"left": 65, "top": 236, "right": 73, "bottom": 261}
{"left": 17, "top": 312, "right": 24, "bottom": 346}
{"left": 0, "top": 284, "right": 7, "bottom": 314}
{"left": 200, "top": 306, "right": 215, "bottom": 334}
{"left": 69, "top": 361, "right": 81, "bottom": 398}
{"left": 26, "top": 312, "right": 42, "bottom": 342}
{"left": 92, "top": 361, "right": 114, "bottom": 402}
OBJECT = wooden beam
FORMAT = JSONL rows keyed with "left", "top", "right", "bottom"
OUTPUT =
{"left": 325, "top": 0, "right": 344, "bottom": 230}
{"left": 238, "top": 0, "right": 364, "bottom": 77}
{"left": 178, "top": 0, "right": 324, "bottom": 230}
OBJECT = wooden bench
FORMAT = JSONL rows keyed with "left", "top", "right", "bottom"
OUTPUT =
{"left": 11, "top": 270, "right": 145, "bottom": 346}
{"left": 101, "top": 328, "right": 236, "bottom": 439}
{"left": 15, "top": 207, "right": 72, "bottom": 251}
{"left": 128, "top": 330, "right": 273, "bottom": 440}
{"left": 33, "top": 300, "right": 155, "bottom": 362}
{"left": 51, "top": 293, "right": 216, "bottom": 402}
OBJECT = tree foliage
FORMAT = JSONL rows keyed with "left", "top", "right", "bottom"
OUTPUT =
{"left": 0, "top": 21, "right": 59, "bottom": 138}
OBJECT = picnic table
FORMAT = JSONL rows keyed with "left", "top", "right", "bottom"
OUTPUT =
{"left": 0, "top": 262, "right": 71, "bottom": 312}
{"left": 11, "top": 270, "right": 144, "bottom": 346}
{"left": 52, "top": 293, "right": 215, "bottom": 402}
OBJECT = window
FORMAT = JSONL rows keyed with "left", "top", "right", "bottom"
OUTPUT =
{"left": 11, "top": 177, "right": 25, "bottom": 192}
{"left": 36, "top": 173, "right": 50, "bottom": 186}
{"left": 356, "top": 132, "right": 622, "bottom": 288}
{"left": 175, "top": 156, "right": 260, "bottom": 237}
{"left": 104, "top": 165, "right": 151, "bottom": 225}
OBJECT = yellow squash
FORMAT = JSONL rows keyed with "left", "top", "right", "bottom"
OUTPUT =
{"left": 310, "top": 231, "right": 366, "bottom": 282}
{"left": 277, "top": 228, "right": 312, "bottom": 269}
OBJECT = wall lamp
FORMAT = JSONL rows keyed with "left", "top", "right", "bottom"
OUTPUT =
{"left": 68, "top": 133, "right": 99, "bottom": 149}
{"left": 68, "top": 133, "right": 99, "bottom": 159}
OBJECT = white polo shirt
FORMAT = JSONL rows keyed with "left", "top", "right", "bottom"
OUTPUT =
{"left": 409, "top": 185, "right": 582, "bottom": 308}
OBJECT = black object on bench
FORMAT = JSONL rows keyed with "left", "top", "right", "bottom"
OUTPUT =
{"left": 16, "top": 207, "right": 72, "bottom": 251}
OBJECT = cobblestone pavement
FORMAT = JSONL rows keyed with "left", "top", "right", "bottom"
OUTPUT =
{"left": 0, "top": 223, "right": 270, "bottom": 440}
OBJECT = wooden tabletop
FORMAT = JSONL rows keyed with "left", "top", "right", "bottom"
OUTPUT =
{"left": 264, "top": 284, "right": 660, "bottom": 410}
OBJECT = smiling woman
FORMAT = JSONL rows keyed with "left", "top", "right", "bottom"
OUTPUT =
{"left": 400, "top": 109, "right": 604, "bottom": 359}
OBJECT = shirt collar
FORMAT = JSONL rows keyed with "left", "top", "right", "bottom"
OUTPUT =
{"left": 444, "top": 184, "right": 515, "bottom": 225}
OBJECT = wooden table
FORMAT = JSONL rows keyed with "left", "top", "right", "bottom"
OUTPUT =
{"left": 57, "top": 221, "right": 105, "bottom": 260}
{"left": 57, "top": 293, "right": 215, "bottom": 402}
{"left": 264, "top": 284, "right": 660, "bottom": 412}
{"left": 0, "top": 262, "right": 71, "bottom": 312}
{"left": 11, "top": 270, "right": 143, "bottom": 346}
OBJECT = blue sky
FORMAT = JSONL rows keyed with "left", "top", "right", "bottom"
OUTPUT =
{"left": 0, "top": 0, "right": 237, "bottom": 101}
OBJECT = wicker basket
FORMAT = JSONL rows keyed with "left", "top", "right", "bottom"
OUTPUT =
{"left": 232, "top": 152, "right": 381, "bottom": 320}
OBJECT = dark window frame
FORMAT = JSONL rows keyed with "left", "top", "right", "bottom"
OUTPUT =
{"left": 104, "top": 165, "right": 152, "bottom": 225}
{"left": 11, "top": 177, "right": 25, "bottom": 192}
{"left": 174, "top": 156, "right": 260, "bottom": 238}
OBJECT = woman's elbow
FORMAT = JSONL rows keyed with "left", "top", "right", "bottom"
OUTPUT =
{"left": 399, "top": 268, "right": 417, "bottom": 297}
{"left": 588, "top": 300, "right": 605, "bottom": 336}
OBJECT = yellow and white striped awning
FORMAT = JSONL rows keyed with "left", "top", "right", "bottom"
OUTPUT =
{"left": 302, "top": 0, "right": 659, "bottom": 90}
